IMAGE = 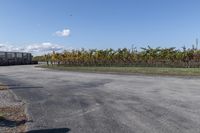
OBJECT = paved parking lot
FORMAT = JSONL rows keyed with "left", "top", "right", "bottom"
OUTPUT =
{"left": 0, "top": 65, "right": 200, "bottom": 133}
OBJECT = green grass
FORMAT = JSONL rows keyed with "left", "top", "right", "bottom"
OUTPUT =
{"left": 38, "top": 65, "right": 200, "bottom": 76}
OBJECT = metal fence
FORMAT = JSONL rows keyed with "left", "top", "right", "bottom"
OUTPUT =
{"left": 0, "top": 51, "right": 33, "bottom": 66}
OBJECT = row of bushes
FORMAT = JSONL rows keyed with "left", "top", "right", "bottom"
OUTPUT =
{"left": 33, "top": 46, "right": 200, "bottom": 68}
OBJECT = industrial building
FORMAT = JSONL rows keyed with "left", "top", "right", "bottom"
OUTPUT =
{"left": 0, "top": 51, "right": 33, "bottom": 66}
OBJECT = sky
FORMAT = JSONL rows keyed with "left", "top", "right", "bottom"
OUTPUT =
{"left": 1, "top": 0, "right": 200, "bottom": 55}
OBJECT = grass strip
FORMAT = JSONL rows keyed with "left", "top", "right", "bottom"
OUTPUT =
{"left": 39, "top": 65, "right": 200, "bottom": 76}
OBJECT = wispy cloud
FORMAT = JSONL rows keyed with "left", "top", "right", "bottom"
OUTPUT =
{"left": 25, "top": 42, "right": 64, "bottom": 52}
{"left": 55, "top": 28, "right": 70, "bottom": 37}
{"left": 0, "top": 42, "right": 64, "bottom": 55}
{"left": 0, "top": 43, "right": 23, "bottom": 52}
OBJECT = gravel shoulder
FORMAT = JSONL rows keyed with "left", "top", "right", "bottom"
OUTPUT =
{"left": 0, "top": 83, "right": 27, "bottom": 133}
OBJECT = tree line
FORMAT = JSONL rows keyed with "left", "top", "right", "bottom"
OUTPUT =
{"left": 33, "top": 46, "right": 200, "bottom": 68}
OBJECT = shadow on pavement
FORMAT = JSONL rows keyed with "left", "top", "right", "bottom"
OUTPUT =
{"left": 0, "top": 117, "right": 27, "bottom": 127}
{"left": 9, "top": 86, "right": 43, "bottom": 89}
{"left": 26, "top": 128, "right": 71, "bottom": 133}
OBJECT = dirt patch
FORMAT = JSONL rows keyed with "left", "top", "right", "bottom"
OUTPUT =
{"left": 0, "top": 105, "right": 27, "bottom": 133}
{"left": 0, "top": 83, "right": 28, "bottom": 133}
{"left": 0, "top": 83, "right": 8, "bottom": 90}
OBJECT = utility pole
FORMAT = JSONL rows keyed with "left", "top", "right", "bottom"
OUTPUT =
{"left": 131, "top": 44, "right": 134, "bottom": 53}
{"left": 196, "top": 38, "right": 198, "bottom": 50}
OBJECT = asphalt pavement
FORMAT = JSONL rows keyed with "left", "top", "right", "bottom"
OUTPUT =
{"left": 0, "top": 65, "right": 200, "bottom": 133}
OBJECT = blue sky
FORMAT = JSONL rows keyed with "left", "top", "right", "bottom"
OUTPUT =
{"left": 1, "top": 0, "right": 200, "bottom": 54}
